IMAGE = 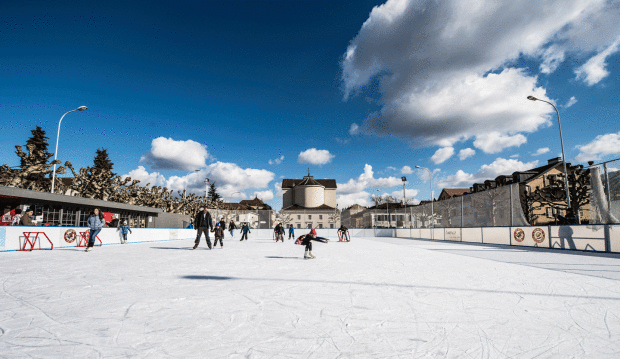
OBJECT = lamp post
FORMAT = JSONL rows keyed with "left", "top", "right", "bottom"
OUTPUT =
{"left": 527, "top": 96, "right": 571, "bottom": 212}
{"left": 204, "top": 178, "right": 210, "bottom": 201}
{"left": 402, "top": 176, "right": 407, "bottom": 228}
{"left": 51, "top": 106, "right": 88, "bottom": 193}
{"left": 415, "top": 166, "right": 433, "bottom": 232}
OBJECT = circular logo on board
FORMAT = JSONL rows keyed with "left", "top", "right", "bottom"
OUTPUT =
{"left": 513, "top": 228, "right": 525, "bottom": 242}
{"left": 64, "top": 229, "right": 77, "bottom": 243}
{"left": 532, "top": 228, "right": 545, "bottom": 243}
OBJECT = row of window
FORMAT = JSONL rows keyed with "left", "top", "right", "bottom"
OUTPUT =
{"left": 296, "top": 214, "right": 323, "bottom": 220}
{"left": 293, "top": 223, "right": 335, "bottom": 229}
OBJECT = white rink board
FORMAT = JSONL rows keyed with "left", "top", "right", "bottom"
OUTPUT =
{"left": 419, "top": 228, "right": 432, "bottom": 239}
{"left": 510, "top": 226, "right": 549, "bottom": 248}
{"left": 549, "top": 225, "right": 606, "bottom": 252}
{"left": 444, "top": 228, "right": 461, "bottom": 241}
{"left": 461, "top": 227, "right": 483, "bottom": 243}
{"left": 482, "top": 227, "right": 511, "bottom": 245}
{"left": 611, "top": 225, "right": 620, "bottom": 253}
{"left": 432, "top": 228, "right": 444, "bottom": 240}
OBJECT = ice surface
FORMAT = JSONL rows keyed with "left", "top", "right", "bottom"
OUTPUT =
{"left": 1, "top": 235, "right": 620, "bottom": 358}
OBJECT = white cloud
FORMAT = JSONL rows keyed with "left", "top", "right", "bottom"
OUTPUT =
{"left": 386, "top": 166, "right": 397, "bottom": 172}
{"left": 123, "top": 161, "right": 275, "bottom": 201}
{"left": 338, "top": 164, "right": 404, "bottom": 195}
{"left": 389, "top": 188, "right": 419, "bottom": 202}
{"left": 349, "top": 123, "right": 360, "bottom": 135}
{"left": 140, "top": 137, "right": 208, "bottom": 171}
{"left": 123, "top": 166, "right": 166, "bottom": 187}
{"left": 430, "top": 147, "right": 454, "bottom": 164}
{"left": 401, "top": 165, "right": 413, "bottom": 174}
{"left": 341, "top": 0, "right": 616, "bottom": 148}
{"left": 253, "top": 190, "right": 274, "bottom": 202}
{"left": 298, "top": 148, "right": 335, "bottom": 165}
{"left": 533, "top": 147, "right": 550, "bottom": 156}
{"left": 564, "top": 96, "right": 577, "bottom": 108}
{"left": 437, "top": 158, "right": 539, "bottom": 188}
{"left": 510, "top": 154, "right": 519, "bottom": 158}
{"left": 575, "top": 37, "right": 620, "bottom": 86}
{"left": 473, "top": 132, "right": 527, "bottom": 154}
{"left": 575, "top": 131, "right": 620, "bottom": 162}
{"left": 269, "top": 156, "right": 284, "bottom": 165}
{"left": 337, "top": 191, "right": 372, "bottom": 208}
{"left": 458, "top": 148, "right": 475, "bottom": 160}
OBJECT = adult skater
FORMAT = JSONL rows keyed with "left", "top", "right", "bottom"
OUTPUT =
{"left": 213, "top": 222, "right": 225, "bottom": 248}
{"left": 228, "top": 220, "right": 237, "bottom": 237}
{"left": 288, "top": 224, "right": 295, "bottom": 240}
{"left": 240, "top": 222, "right": 250, "bottom": 241}
{"left": 338, "top": 225, "right": 349, "bottom": 242}
{"left": 117, "top": 220, "right": 132, "bottom": 244}
{"left": 274, "top": 223, "right": 285, "bottom": 242}
{"left": 85, "top": 208, "right": 105, "bottom": 252}
{"left": 296, "top": 228, "right": 328, "bottom": 259}
{"left": 193, "top": 207, "right": 214, "bottom": 249}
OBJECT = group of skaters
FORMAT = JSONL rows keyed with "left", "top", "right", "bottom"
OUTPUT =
{"left": 193, "top": 207, "right": 350, "bottom": 260}
{"left": 84, "top": 208, "right": 133, "bottom": 252}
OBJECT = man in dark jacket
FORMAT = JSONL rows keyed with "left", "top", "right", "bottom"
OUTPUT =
{"left": 193, "top": 208, "right": 214, "bottom": 249}
{"left": 19, "top": 208, "right": 36, "bottom": 226}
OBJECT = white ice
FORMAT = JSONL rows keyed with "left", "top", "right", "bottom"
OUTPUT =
{"left": 2, "top": 235, "right": 620, "bottom": 358}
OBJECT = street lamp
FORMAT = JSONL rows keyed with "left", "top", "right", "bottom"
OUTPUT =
{"left": 415, "top": 166, "right": 433, "bottom": 231}
{"left": 51, "top": 106, "right": 88, "bottom": 193}
{"left": 527, "top": 96, "right": 571, "bottom": 211}
{"left": 376, "top": 189, "right": 390, "bottom": 228}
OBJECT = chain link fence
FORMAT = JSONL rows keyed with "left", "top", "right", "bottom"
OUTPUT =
{"left": 196, "top": 208, "right": 341, "bottom": 229}
{"left": 354, "top": 183, "right": 528, "bottom": 228}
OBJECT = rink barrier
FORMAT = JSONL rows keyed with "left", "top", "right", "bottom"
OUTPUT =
{"left": 393, "top": 224, "right": 620, "bottom": 253}
{"left": 3, "top": 225, "right": 620, "bottom": 254}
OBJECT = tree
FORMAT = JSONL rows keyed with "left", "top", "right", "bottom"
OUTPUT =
{"left": 208, "top": 182, "right": 221, "bottom": 203}
{"left": 71, "top": 149, "right": 126, "bottom": 200}
{"left": 529, "top": 165, "right": 591, "bottom": 223}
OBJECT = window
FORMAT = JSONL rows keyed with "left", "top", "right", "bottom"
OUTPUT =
{"left": 308, "top": 215, "right": 312, "bottom": 220}
{"left": 319, "top": 215, "right": 323, "bottom": 220}
{"left": 296, "top": 223, "right": 301, "bottom": 228}
{"left": 306, "top": 223, "right": 312, "bottom": 228}
{"left": 297, "top": 215, "right": 301, "bottom": 220}
{"left": 330, "top": 224, "right": 334, "bottom": 228}
{"left": 318, "top": 223, "right": 323, "bottom": 228}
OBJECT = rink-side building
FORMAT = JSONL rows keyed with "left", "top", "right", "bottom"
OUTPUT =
{"left": 281, "top": 174, "right": 339, "bottom": 229}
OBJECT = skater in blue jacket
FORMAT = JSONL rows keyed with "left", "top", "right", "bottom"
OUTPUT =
{"left": 118, "top": 220, "right": 132, "bottom": 244}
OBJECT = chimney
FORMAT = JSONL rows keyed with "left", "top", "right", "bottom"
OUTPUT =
{"left": 547, "top": 157, "right": 561, "bottom": 165}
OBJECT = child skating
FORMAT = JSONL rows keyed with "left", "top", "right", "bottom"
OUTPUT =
{"left": 213, "top": 222, "right": 225, "bottom": 248}
{"left": 295, "top": 228, "right": 328, "bottom": 259}
{"left": 118, "top": 220, "right": 132, "bottom": 244}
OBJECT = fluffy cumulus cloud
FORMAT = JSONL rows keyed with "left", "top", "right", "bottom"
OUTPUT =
{"left": 564, "top": 96, "right": 577, "bottom": 108}
{"left": 253, "top": 190, "right": 274, "bottom": 202}
{"left": 123, "top": 161, "right": 275, "bottom": 200}
{"left": 533, "top": 147, "right": 550, "bottom": 156}
{"left": 473, "top": 132, "right": 527, "bottom": 154}
{"left": 430, "top": 147, "right": 454, "bottom": 164}
{"left": 337, "top": 164, "right": 404, "bottom": 207}
{"left": 575, "top": 131, "right": 620, "bottom": 162}
{"left": 437, "top": 158, "right": 539, "bottom": 188}
{"left": 269, "top": 156, "right": 284, "bottom": 165}
{"left": 341, "top": 0, "right": 619, "bottom": 150}
{"left": 140, "top": 137, "right": 208, "bottom": 171}
{"left": 124, "top": 166, "right": 166, "bottom": 187}
{"left": 401, "top": 165, "right": 413, "bottom": 174}
{"left": 349, "top": 123, "right": 360, "bottom": 135}
{"left": 458, "top": 148, "right": 475, "bottom": 160}
{"left": 298, "top": 148, "right": 335, "bottom": 165}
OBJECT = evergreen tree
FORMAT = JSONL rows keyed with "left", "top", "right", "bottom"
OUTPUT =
{"left": 21, "top": 126, "right": 52, "bottom": 168}
{"left": 208, "top": 182, "right": 221, "bottom": 202}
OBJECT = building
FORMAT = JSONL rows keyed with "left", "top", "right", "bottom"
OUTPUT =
{"left": 438, "top": 188, "right": 470, "bottom": 201}
{"left": 0, "top": 185, "right": 189, "bottom": 228}
{"left": 341, "top": 204, "right": 366, "bottom": 228}
{"left": 281, "top": 173, "right": 339, "bottom": 229}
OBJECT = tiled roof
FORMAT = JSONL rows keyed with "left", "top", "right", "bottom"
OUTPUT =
{"left": 282, "top": 178, "right": 337, "bottom": 189}
{"left": 441, "top": 188, "right": 470, "bottom": 197}
{"left": 282, "top": 204, "right": 337, "bottom": 211}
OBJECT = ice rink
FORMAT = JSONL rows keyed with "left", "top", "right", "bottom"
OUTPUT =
{"left": 2, "top": 235, "right": 620, "bottom": 358}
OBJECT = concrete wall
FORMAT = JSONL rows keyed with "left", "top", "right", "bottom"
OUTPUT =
{"left": 152, "top": 212, "right": 191, "bottom": 229}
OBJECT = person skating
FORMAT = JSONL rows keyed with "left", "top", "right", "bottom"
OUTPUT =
{"left": 213, "top": 222, "right": 225, "bottom": 248}
{"left": 228, "top": 220, "right": 237, "bottom": 237}
{"left": 117, "top": 220, "right": 132, "bottom": 244}
{"left": 288, "top": 224, "right": 295, "bottom": 240}
{"left": 274, "top": 223, "right": 285, "bottom": 242}
{"left": 85, "top": 208, "right": 105, "bottom": 252}
{"left": 338, "top": 225, "right": 349, "bottom": 242}
{"left": 295, "top": 228, "right": 328, "bottom": 259}
{"left": 240, "top": 223, "right": 250, "bottom": 241}
{"left": 218, "top": 217, "right": 226, "bottom": 238}
{"left": 193, "top": 207, "right": 214, "bottom": 249}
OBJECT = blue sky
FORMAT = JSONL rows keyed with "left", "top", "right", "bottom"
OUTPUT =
{"left": 2, "top": 0, "right": 620, "bottom": 209}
